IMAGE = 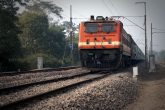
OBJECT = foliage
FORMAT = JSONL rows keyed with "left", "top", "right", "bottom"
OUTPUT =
{"left": 73, "top": 33, "right": 81, "bottom": 65}
{"left": 47, "top": 23, "right": 66, "bottom": 56}
{"left": 62, "top": 21, "right": 80, "bottom": 65}
{"left": 18, "top": 53, "right": 62, "bottom": 70}
{"left": 26, "top": 0, "right": 63, "bottom": 19}
{"left": 62, "top": 21, "right": 78, "bottom": 37}
{"left": 18, "top": 9, "right": 72, "bottom": 69}
{"left": 19, "top": 10, "right": 49, "bottom": 54}
{"left": 0, "top": 0, "right": 79, "bottom": 71}
{"left": 0, "top": 0, "right": 27, "bottom": 71}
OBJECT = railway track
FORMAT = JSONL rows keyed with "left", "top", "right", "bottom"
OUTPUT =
{"left": 0, "top": 66, "right": 80, "bottom": 77}
{"left": 0, "top": 68, "right": 89, "bottom": 91}
{"left": 0, "top": 67, "right": 87, "bottom": 90}
{"left": 0, "top": 70, "right": 109, "bottom": 109}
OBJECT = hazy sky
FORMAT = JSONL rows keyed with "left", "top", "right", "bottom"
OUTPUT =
{"left": 52, "top": 0, "right": 165, "bottom": 52}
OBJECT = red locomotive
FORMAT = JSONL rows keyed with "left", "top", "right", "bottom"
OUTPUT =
{"left": 78, "top": 16, "right": 144, "bottom": 70}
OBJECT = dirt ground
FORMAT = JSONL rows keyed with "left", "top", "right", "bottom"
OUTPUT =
{"left": 124, "top": 65, "right": 165, "bottom": 110}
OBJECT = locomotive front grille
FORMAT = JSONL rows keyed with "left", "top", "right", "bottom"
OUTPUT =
{"left": 80, "top": 49, "right": 121, "bottom": 69}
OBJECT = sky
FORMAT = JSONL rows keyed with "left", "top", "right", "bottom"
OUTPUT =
{"left": 51, "top": 0, "right": 165, "bottom": 53}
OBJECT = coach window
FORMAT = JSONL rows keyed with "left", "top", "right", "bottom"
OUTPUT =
{"left": 102, "top": 23, "right": 114, "bottom": 33}
{"left": 85, "top": 23, "right": 98, "bottom": 33}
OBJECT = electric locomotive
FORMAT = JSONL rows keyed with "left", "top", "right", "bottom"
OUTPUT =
{"left": 78, "top": 16, "right": 144, "bottom": 70}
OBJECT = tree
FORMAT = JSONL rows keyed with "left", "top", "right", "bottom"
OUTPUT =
{"left": 62, "top": 21, "right": 80, "bottom": 65}
{"left": 19, "top": 10, "right": 49, "bottom": 54}
{"left": 19, "top": 1, "right": 63, "bottom": 55}
{"left": 0, "top": 0, "right": 65, "bottom": 71}
{"left": 47, "top": 23, "right": 66, "bottom": 56}
{"left": 0, "top": 0, "right": 27, "bottom": 71}
{"left": 26, "top": 0, "right": 63, "bottom": 20}
{"left": 18, "top": 7, "right": 70, "bottom": 69}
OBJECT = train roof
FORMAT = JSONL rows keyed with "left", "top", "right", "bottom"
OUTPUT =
{"left": 81, "top": 16, "right": 122, "bottom": 24}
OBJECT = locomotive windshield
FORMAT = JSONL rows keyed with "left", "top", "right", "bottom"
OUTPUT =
{"left": 84, "top": 23, "right": 114, "bottom": 33}
{"left": 85, "top": 23, "right": 98, "bottom": 33}
{"left": 102, "top": 23, "right": 114, "bottom": 33}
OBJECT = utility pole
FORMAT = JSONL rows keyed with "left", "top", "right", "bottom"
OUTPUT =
{"left": 150, "top": 22, "right": 165, "bottom": 72}
{"left": 149, "top": 22, "right": 155, "bottom": 72}
{"left": 70, "top": 5, "right": 73, "bottom": 65}
{"left": 151, "top": 23, "right": 153, "bottom": 54}
{"left": 136, "top": 2, "right": 148, "bottom": 69}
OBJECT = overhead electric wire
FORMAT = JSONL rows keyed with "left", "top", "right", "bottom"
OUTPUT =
{"left": 111, "top": 16, "right": 144, "bottom": 30}
{"left": 105, "top": 1, "right": 142, "bottom": 35}
{"left": 122, "top": 16, "right": 144, "bottom": 17}
{"left": 104, "top": 1, "right": 145, "bottom": 50}
{"left": 55, "top": 0, "right": 86, "bottom": 18}
{"left": 124, "top": 17, "right": 144, "bottom": 30}
{"left": 152, "top": 28, "right": 165, "bottom": 34}
{"left": 102, "top": 0, "right": 114, "bottom": 15}
{"left": 108, "top": 0, "right": 121, "bottom": 15}
{"left": 104, "top": 1, "right": 144, "bottom": 30}
{"left": 153, "top": 32, "right": 165, "bottom": 34}
{"left": 72, "top": 18, "right": 88, "bottom": 19}
{"left": 152, "top": 28, "right": 165, "bottom": 31}
{"left": 124, "top": 25, "right": 138, "bottom": 26}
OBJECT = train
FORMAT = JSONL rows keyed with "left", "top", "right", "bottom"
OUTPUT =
{"left": 78, "top": 16, "right": 145, "bottom": 70}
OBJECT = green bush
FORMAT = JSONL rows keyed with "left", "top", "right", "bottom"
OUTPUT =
{"left": 18, "top": 53, "right": 64, "bottom": 70}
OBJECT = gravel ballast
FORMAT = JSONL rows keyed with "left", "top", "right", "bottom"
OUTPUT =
{"left": 0, "top": 68, "right": 89, "bottom": 89}
{"left": 19, "top": 72, "right": 138, "bottom": 110}
{"left": 0, "top": 73, "right": 104, "bottom": 107}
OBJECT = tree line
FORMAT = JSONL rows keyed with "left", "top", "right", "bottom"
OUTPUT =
{"left": 0, "top": 0, "right": 79, "bottom": 72}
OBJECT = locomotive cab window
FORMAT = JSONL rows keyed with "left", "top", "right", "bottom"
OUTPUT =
{"left": 102, "top": 23, "right": 114, "bottom": 33}
{"left": 85, "top": 23, "right": 98, "bottom": 33}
